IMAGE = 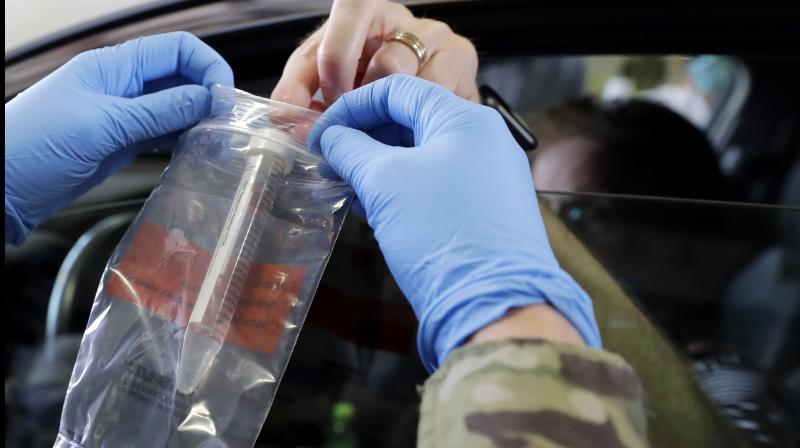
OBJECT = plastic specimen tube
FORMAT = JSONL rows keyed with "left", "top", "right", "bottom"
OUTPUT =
{"left": 177, "top": 132, "right": 295, "bottom": 394}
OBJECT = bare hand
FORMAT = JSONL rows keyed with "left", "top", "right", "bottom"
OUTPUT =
{"left": 271, "top": 0, "right": 479, "bottom": 109}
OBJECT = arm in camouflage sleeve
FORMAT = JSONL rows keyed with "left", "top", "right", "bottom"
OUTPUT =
{"left": 417, "top": 339, "right": 648, "bottom": 448}
{"left": 415, "top": 206, "right": 748, "bottom": 448}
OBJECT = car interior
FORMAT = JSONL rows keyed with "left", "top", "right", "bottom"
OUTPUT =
{"left": 5, "top": 1, "right": 799, "bottom": 447}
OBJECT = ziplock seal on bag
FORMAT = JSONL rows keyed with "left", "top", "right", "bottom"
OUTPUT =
{"left": 55, "top": 86, "right": 353, "bottom": 447}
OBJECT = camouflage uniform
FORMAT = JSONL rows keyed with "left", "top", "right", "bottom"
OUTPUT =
{"left": 417, "top": 339, "right": 648, "bottom": 448}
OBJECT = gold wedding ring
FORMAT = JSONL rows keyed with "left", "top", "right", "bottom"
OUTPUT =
{"left": 385, "top": 31, "right": 428, "bottom": 70}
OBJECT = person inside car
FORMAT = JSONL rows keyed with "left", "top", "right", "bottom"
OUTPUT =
{"left": 6, "top": 1, "right": 648, "bottom": 447}
{"left": 529, "top": 96, "right": 728, "bottom": 200}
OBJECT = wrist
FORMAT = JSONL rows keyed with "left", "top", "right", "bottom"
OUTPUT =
{"left": 468, "top": 303, "right": 586, "bottom": 346}
{"left": 416, "top": 267, "right": 602, "bottom": 372}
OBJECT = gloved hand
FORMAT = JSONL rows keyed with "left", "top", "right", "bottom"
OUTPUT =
{"left": 5, "top": 31, "right": 234, "bottom": 245}
{"left": 312, "top": 74, "right": 601, "bottom": 371}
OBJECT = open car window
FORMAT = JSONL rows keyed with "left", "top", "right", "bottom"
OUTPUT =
{"left": 479, "top": 54, "right": 799, "bottom": 207}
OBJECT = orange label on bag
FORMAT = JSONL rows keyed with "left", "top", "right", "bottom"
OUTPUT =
{"left": 106, "top": 220, "right": 306, "bottom": 353}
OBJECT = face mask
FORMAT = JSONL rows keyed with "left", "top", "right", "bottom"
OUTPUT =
{"left": 687, "top": 55, "right": 736, "bottom": 97}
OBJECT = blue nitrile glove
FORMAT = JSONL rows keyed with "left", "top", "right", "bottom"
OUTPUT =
{"left": 312, "top": 74, "right": 601, "bottom": 371}
{"left": 5, "top": 31, "right": 234, "bottom": 245}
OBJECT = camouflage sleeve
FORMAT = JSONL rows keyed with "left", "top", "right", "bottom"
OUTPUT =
{"left": 417, "top": 339, "right": 648, "bottom": 448}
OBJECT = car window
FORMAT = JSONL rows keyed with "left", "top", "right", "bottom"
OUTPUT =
{"left": 545, "top": 192, "right": 800, "bottom": 447}
{"left": 479, "top": 54, "right": 799, "bottom": 446}
{"left": 479, "top": 55, "right": 746, "bottom": 133}
{"left": 478, "top": 55, "right": 799, "bottom": 207}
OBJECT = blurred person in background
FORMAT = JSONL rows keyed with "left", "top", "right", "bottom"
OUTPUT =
{"left": 601, "top": 56, "right": 667, "bottom": 102}
{"left": 642, "top": 55, "right": 737, "bottom": 129}
{"left": 600, "top": 55, "right": 736, "bottom": 130}
{"left": 528, "top": 97, "right": 743, "bottom": 326}
{"left": 530, "top": 97, "right": 728, "bottom": 200}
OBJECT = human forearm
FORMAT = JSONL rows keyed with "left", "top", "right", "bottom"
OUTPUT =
{"left": 418, "top": 339, "right": 648, "bottom": 448}
{"left": 469, "top": 303, "right": 585, "bottom": 347}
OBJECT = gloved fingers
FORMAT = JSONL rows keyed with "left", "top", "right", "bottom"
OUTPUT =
{"left": 107, "top": 84, "right": 211, "bottom": 151}
{"left": 365, "top": 122, "right": 415, "bottom": 147}
{"left": 138, "top": 32, "right": 233, "bottom": 87}
{"left": 30, "top": 142, "right": 147, "bottom": 228}
{"left": 319, "top": 124, "right": 388, "bottom": 193}
{"left": 359, "top": 18, "right": 454, "bottom": 87}
{"left": 143, "top": 74, "right": 193, "bottom": 95}
{"left": 416, "top": 35, "right": 481, "bottom": 103}
{"left": 317, "top": 0, "right": 413, "bottom": 104}
{"left": 84, "top": 142, "right": 144, "bottom": 191}
{"left": 271, "top": 26, "right": 324, "bottom": 108}
{"left": 312, "top": 123, "right": 405, "bottom": 181}
{"left": 319, "top": 74, "right": 468, "bottom": 144}
{"left": 90, "top": 32, "right": 233, "bottom": 97}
